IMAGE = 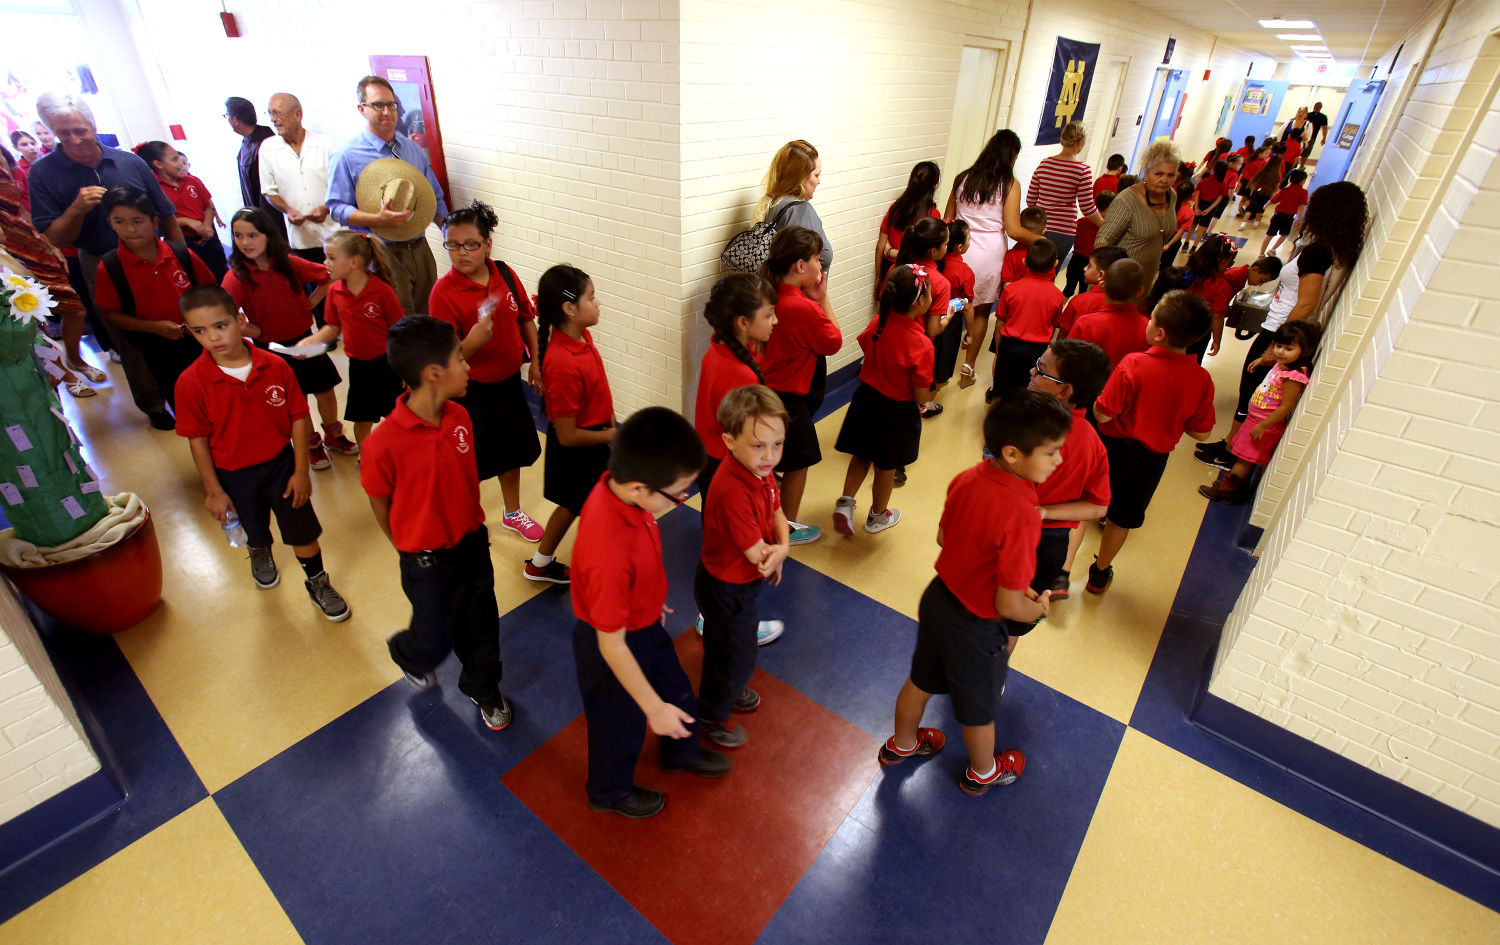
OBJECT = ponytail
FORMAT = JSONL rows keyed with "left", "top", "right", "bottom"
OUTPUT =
{"left": 876, "top": 264, "right": 925, "bottom": 340}
{"left": 895, "top": 216, "right": 948, "bottom": 266}
{"left": 704, "top": 273, "right": 773, "bottom": 383}
{"left": 325, "top": 229, "right": 396, "bottom": 286}
{"left": 535, "top": 264, "right": 593, "bottom": 410}
{"left": 760, "top": 226, "right": 823, "bottom": 283}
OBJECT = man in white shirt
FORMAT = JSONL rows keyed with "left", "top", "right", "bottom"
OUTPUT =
{"left": 259, "top": 93, "right": 338, "bottom": 262}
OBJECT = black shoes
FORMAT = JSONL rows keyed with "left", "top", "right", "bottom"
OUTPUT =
{"left": 1194, "top": 440, "right": 1234, "bottom": 469}
{"left": 662, "top": 747, "right": 732, "bottom": 777}
{"left": 590, "top": 786, "right": 666, "bottom": 819}
{"left": 146, "top": 409, "right": 175, "bottom": 431}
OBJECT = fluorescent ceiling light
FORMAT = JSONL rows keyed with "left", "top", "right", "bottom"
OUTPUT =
{"left": 1276, "top": 33, "right": 1322, "bottom": 40}
{"left": 1291, "top": 45, "right": 1329, "bottom": 51}
{"left": 1259, "top": 19, "right": 1316, "bottom": 28}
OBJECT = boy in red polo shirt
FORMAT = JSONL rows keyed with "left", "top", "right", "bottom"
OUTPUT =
{"left": 878, "top": 390, "right": 1071, "bottom": 795}
{"left": 1094, "top": 154, "right": 1126, "bottom": 197}
{"left": 1260, "top": 169, "right": 1309, "bottom": 258}
{"left": 989, "top": 238, "right": 1064, "bottom": 398}
{"left": 1068, "top": 258, "right": 1149, "bottom": 370}
{"left": 360, "top": 315, "right": 513, "bottom": 732}
{"left": 572, "top": 407, "right": 730, "bottom": 819}
{"left": 695, "top": 387, "right": 791, "bottom": 748}
{"left": 1058, "top": 245, "right": 1128, "bottom": 336}
{"left": 175, "top": 287, "right": 349, "bottom": 618}
{"left": 1088, "top": 291, "right": 1216, "bottom": 594}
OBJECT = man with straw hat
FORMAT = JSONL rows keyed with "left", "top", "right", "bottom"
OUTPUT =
{"left": 326, "top": 75, "right": 448, "bottom": 313}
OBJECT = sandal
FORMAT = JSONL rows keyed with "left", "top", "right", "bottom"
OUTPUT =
{"left": 958, "top": 364, "right": 976, "bottom": 389}
{"left": 65, "top": 378, "right": 96, "bottom": 398}
{"left": 66, "top": 359, "right": 107, "bottom": 383}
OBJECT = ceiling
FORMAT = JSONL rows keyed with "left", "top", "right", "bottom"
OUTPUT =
{"left": 1125, "top": 0, "right": 1433, "bottom": 64}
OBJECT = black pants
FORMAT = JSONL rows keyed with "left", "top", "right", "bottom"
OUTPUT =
{"left": 1063, "top": 250, "right": 1090, "bottom": 296}
{"left": 127, "top": 331, "right": 202, "bottom": 409}
{"left": 390, "top": 527, "right": 503, "bottom": 706}
{"left": 1236, "top": 329, "right": 1275, "bottom": 422}
{"left": 215, "top": 446, "right": 321, "bottom": 548}
{"left": 572, "top": 619, "right": 703, "bottom": 805}
{"left": 694, "top": 563, "right": 762, "bottom": 723}
{"left": 992, "top": 338, "right": 1049, "bottom": 396}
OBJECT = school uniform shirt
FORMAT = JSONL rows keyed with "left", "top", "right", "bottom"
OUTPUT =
{"left": 856, "top": 313, "right": 934, "bottom": 402}
{"left": 1224, "top": 169, "right": 1241, "bottom": 193}
{"left": 428, "top": 260, "right": 535, "bottom": 382}
{"left": 997, "top": 270, "right": 1065, "bottom": 343}
{"left": 1059, "top": 284, "right": 1106, "bottom": 336}
{"left": 762, "top": 283, "right": 842, "bottom": 394}
{"left": 935, "top": 460, "right": 1041, "bottom": 621}
{"left": 1095, "top": 346, "right": 1216, "bottom": 453}
{"left": 1284, "top": 139, "right": 1303, "bottom": 166}
{"left": 918, "top": 263, "right": 952, "bottom": 328}
{"left": 1242, "top": 158, "right": 1268, "bottom": 185}
{"left": 156, "top": 173, "right": 212, "bottom": 224}
{"left": 695, "top": 340, "right": 762, "bottom": 461}
{"left": 879, "top": 203, "right": 940, "bottom": 254}
{"left": 221, "top": 255, "right": 330, "bottom": 342}
{"left": 1233, "top": 146, "right": 1254, "bottom": 162}
{"left": 325, "top": 276, "right": 404, "bottom": 360}
{"left": 1093, "top": 173, "right": 1120, "bottom": 197}
{"left": 1193, "top": 176, "right": 1228, "bottom": 213}
{"left": 1224, "top": 265, "right": 1250, "bottom": 295}
{"left": 543, "top": 329, "right": 614, "bottom": 427}
{"left": 943, "top": 252, "right": 976, "bottom": 304}
{"left": 1068, "top": 302, "right": 1149, "bottom": 369}
{"left": 572, "top": 473, "right": 670, "bottom": 633}
{"left": 1000, "top": 244, "right": 1029, "bottom": 286}
{"left": 1073, "top": 216, "right": 1101, "bottom": 257}
{"left": 174, "top": 341, "right": 308, "bottom": 471}
{"left": 92, "top": 239, "right": 216, "bottom": 322}
{"left": 360, "top": 393, "right": 484, "bottom": 553}
{"left": 701, "top": 455, "right": 780, "bottom": 584}
{"left": 1189, "top": 272, "right": 1234, "bottom": 317}
{"left": 1273, "top": 185, "right": 1309, "bottom": 216}
{"left": 1035, "top": 407, "right": 1110, "bottom": 530}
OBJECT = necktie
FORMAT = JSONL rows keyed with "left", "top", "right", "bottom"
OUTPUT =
{"left": 386, "top": 139, "right": 400, "bottom": 161}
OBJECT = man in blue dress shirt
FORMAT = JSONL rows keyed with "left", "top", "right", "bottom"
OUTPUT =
{"left": 325, "top": 75, "right": 449, "bottom": 313}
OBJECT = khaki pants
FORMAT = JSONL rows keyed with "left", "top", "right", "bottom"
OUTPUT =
{"left": 384, "top": 237, "right": 438, "bottom": 314}
{"left": 79, "top": 249, "right": 164, "bottom": 415}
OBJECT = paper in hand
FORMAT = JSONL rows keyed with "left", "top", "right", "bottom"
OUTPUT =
{"left": 269, "top": 341, "right": 329, "bottom": 358}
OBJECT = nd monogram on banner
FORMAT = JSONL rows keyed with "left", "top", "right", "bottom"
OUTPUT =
{"left": 1055, "top": 59, "right": 1087, "bottom": 127}
{"left": 1036, "top": 37, "right": 1100, "bottom": 146}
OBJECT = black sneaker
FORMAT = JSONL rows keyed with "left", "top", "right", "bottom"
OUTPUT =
{"left": 248, "top": 546, "right": 279, "bottom": 589}
{"left": 523, "top": 559, "right": 571, "bottom": 584}
{"left": 305, "top": 572, "right": 350, "bottom": 622}
{"left": 1049, "top": 571, "right": 1071, "bottom": 601}
{"left": 1086, "top": 561, "right": 1114, "bottom": 595}
{"left": 589, "top": 785, "right": 665, "bottom": 818}
{"left": 893, "top": 466, "right": 907, "bottom": 487}
{"left": 699, "top": 719, "right": 748, "bottom": 748}
{"left": 1194, "top": 440, "right": 1234, "bottom": 469}
{"left": 878, "top": 727, "right": 946, "bottom": 766}
{"left": 146, "top": 409, "right": 175, "bottom": 431}
{"left": 472, "top": 695, "right": 514, "bottom": 731}
{"left": 731, "top": 688, "right": 760, "bottom": 713}
{"left": 663, "top": 747, "right": 732, "bottom": 777}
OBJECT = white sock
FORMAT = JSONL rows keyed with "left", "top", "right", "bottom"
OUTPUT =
{"left": 530, "top": 551, "right": 554, "bottom": 568}
{"left": 972, "top": 761, "right": 996, "bottom": 780}
{"left": 837, "top": 495, "right": 855, "bottom": 506}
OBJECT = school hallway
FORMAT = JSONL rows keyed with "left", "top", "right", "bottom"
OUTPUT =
{"left": 2, "top": 316, "right": 1496, "bottom": 945}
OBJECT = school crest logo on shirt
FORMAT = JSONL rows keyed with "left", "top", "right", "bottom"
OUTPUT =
{"left": 264, "top": 384, "right": 287, "bottom": 407}
{"left": 452, "top": 425, "right": 472, "bottom": 454}
{"left": 171, "top": 269, "right": 191, "bottom": 290}
{"left": 361, "top": 301, "right": 382, "bottom": 320}
{"left": 186, "top": 185, "right": 199, "bottom": 199}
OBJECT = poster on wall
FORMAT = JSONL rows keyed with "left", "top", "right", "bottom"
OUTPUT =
{"left": 1215, "top": 95, "right": 1234, "bottom": 135}
{"left": 1241, "top": 88, "right": 1271, "bottom": 115}
{"left": 1035, "top": 37, "right": 1101, "bottom": 146}
{"left": 367, "top": 55, "right": 451, "bottom": 208}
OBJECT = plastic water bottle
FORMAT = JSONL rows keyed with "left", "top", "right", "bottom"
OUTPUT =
{"left": 223, "top": 512, "right": 248, "bottom": 548}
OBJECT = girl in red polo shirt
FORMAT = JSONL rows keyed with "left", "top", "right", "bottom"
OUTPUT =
{"left": 894, "top": 217, "right": 953, "bottom": 421}
{"left": 1184, "top": 160, "right": 1230, "bottom": 255}
{"left": 1183, "top": 235, "right": 1237, "bottom": 362}
{"left": 135, "top": 140, "right": 228, "bottom": 282}
{"left": 224, "top": 207, "right": 355, "bottom": 471}
{"left": 525, "top": 264, "right": 616, "bottom": 584}
{"left": 832, "top": 264, "right": 935, "bottom": 536}
{"left": 693, "top": 272, "right": 776, "bottom": 499}
{"left": 873, "top": 161, "right": 940, "bottom": 292}
{"left": 300, "top": 230, "right": 405, "bottom": 445}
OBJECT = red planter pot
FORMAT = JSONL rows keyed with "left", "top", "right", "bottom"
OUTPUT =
{"left": 0, "top": 508, "right": 163, "bottom": 634}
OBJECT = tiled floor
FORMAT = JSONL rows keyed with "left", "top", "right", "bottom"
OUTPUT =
{"left": 4, "top": 315, "right": 1499, "bottom": 944}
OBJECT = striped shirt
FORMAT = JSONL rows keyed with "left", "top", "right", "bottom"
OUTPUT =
{"left": 1026, "top": 156, "right": 1098, "bottom": 238}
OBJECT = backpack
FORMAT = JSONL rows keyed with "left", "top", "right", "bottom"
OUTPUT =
{"left": 101, "top": 242, "right": 199, "bottom": 315}
{"left": 720, "top": 199, "right": 804, "bottom": 273}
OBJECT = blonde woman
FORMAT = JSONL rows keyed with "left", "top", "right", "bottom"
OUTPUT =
{"left": 1096, "top": 141, "right": 1182, "bottom": 279}
{"left": 758, "top": 139, "right": 832, "bottom": 276}
{"left": 1025, "top": 120, "right": 1104, "bottom": 265}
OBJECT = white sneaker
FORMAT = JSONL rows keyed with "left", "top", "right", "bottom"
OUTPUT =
{"left": 756, "top": 620, "right": 785, "bottom": 646}
{"left": 864, "top": 507, "right": 901, "bottom": 534}
{"left": 833, "top": 496, "right": 856, "bottom": 536}
{"left": 1238, "top": 221, "right": 1247, "bottom": 231}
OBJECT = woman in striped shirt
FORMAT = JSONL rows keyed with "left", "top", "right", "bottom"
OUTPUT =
{"left": 1025, "top": 121, "right": 1104, "bottom": 271}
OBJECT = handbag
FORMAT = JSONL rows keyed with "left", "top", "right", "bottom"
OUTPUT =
{"left": 720, "top": 199, "right": 804, "bottom": 273}
{"left": 1226, "top": 282, "right": 1275, "bottom": 339}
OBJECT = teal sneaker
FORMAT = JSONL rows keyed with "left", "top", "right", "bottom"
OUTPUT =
{"left": 788, "top": 521, "right": 821, "bottom": 545}
{"left": 756, "top": 620, "right": 784, "bottom": 645}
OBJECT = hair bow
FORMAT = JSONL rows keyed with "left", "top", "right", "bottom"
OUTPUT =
{"left": 904, "top": 263, "right": 931, "bottom": 295}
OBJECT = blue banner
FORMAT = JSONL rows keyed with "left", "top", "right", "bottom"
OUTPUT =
{"left": 1036, "top": 37, "right": 1101, "bottom": 146}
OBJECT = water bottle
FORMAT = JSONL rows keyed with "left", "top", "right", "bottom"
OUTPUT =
{"left": 223, "top": 512, "right": 248, "bottom": 548}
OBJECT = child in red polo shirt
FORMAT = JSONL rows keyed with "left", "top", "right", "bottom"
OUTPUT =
{"left": 1182, "top": 234, "right": 1238, "bottom": 361}
{"left": 878, "top": 390, "right": 1070, "bottom": 795}
{"left": 1069, "top": 257, "right": 1148, "bottom": 370}
{"left": 694, "top": 273, "right": 776, "bottom": 499}
{"left": 223, "top": 207, "right": 354, "bottom": 471}
{"left": 572, "top": 407, "right": 729, "bottom": 818}
{"left": 963, "top": 209, "right": 1047, "bottom": 382}
{"left": 1057, "top": 245, "right": 1127, "bottom": 337}
{"left": 937, "top": 219, "right": 975, "bottom": 392}
{"left": 1094, "top": 154, "right": 1125, "bottom": 197}
{"left": 136, "top": 140, "right": 227, "bottom": 281}
{"left": 695, "top": 387, "right": 791, "bottom": 748}
{"left": 175, "top": 286, "right": 349, "bottom": 619}
{"left": 990, "top": 238, "right": 1064, "bottom": 397}
{"left": 1064, "top": 191, "right": 1112, "bottom": 297}
{"left": 429, "top": 201, "right": 545, "bottom": 544}
{"left": 874, "top": 160, "right": 940, "bottom": 288}
{"left": 1088, "top": 291, "right": 1216, "bottom": 594}
{"left": 832, "top": 264, "right": 934, "bottom": 537}
{"left": 761, "top": 226, "right": 841, "bottom": 542}
{"left": 93, "top": 185, "right": 215, "bottom": 421}
{"left": 520, "top": 265, "right": 616, "bottom": 585}
{"left": 300, "top": 230, "right": 405, "bottom": 445}
{"left": 894, "top": 217, "right": 952, "bottom": 420}
{"left": 1261, "top": 169, "right": 1309, "bottom": 258}
{"left": 361, "top": 315, "right": 513, "bottom": 732}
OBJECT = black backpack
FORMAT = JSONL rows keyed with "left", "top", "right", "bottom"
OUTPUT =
{"left": 101, "top": 241, "right": 199, "bottom": 315}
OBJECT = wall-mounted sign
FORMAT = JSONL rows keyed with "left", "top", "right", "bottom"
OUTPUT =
{"left": 1035, "top": 36, "right": 1101, "bottom": 146}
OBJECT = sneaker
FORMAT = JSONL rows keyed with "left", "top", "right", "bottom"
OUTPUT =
{"left": 878, "top": 727, "right": 946, "bottom": 766}
{"left": 324, "top": 432, "right": 360, "bottom": 455}
{"left": 472, "top": 695, "right": 514, "bottom": 731}
{"left": 308, "top": 442, "right": 332, "bottom": 471}
{"left": 249, "top": 546, "right": 279, "bottom": 589}
{"left": 919, "top": 402, "right": 944, "bottom": 418}
{"left": 401, "top": 668, "right": 438, "bottom": 691}
{"left": 788, "top": 521, "right": 821, "bottom": 545}
{"left": 833, "top": 497, "right": 856, "bottom": 536}
{"left": 502, "top": 509, "right": 545, "bottom": 542}
{"left": 694, "top": 614, "right": 704, "bottom": 636}
{"left": 699, "top": 719, "right": 748, "bottom": 748}
{"left": 1049, "top": 572, "right": 1071, "bottom": 602}
{"left": 663, "top": 747, "right": 732, "bottom": 777}
{"left": 864, "top": 507, "right": 901, "bottom": 534}
{"left": 732, "top": 687, "right": 761, "bottom": 712}
{"left": 1086, "top": 560, "right": 1114, "bottom": 595}
{"left": 523, "top": 559, "right": 571, "bottom": 584}
{"left": 305, "top": 572, "right": 350, "bottom": 622}
{"left": 590, "top": 785, "right": 665, "bottom": 818}
{"left": 959, "top": 749, "right": 1026, "bottom": 795}
{"left": 893, "top": 466, "right": 907, "bottom": 487}
{"left": 108, "top": 349, "right": 123, "bottom": 364}
{"left": 755, "top": 620, "right": 784, "bottom": 646}
{"left": 1193, "top": 440, "right": 1234, "bottom": 469}
{"left": 146, "top": 409, "right": 175, "bottom": 431}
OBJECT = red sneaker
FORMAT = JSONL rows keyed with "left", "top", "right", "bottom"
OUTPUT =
{"left": 878, "top": 727, "right": 946, "bottom": 766}
{"left": 324, "top": 432, "right": 360, "bottom": 455}
{"left": 959, "top": 749, "right": 1026, "bottom": 795}
{"left": 308, "top": 442, "right": 332, "bottom": 471}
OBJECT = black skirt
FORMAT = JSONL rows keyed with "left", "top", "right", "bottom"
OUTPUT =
{"left": 264, "top": 338, "right": 341, "bottom": 397}
{"left": 344, "top": 354, "right": 404, "bottom": 422}
{"left": 834, "top": 382, "right": 920, "bottom": 470}
{"left": 544, "top": 423, "right": 612, "bottom": 515}
{"left": 772, "top": 389, "right": 822, "bottom": 473}
{"left": 455, "top": 373, "right": 541, "bottom": 481}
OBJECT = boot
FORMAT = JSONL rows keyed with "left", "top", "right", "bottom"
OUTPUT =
{"left": 1198, "top": 473, "right": 1250, "bottom": 504}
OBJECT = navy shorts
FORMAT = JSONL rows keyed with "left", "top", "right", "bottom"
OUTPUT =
{"left": 909, "top": 576, "right": 1009, "bottom": 727}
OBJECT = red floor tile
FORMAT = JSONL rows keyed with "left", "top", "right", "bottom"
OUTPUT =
{"left": 503, "top": 632, "right": 880, "bottom": 945}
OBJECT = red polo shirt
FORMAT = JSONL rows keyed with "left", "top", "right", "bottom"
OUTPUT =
{"left": 1189, "top": 272, "right": 1234, "bottom": 317}
{"left": 702, "top": 454, "right": 780, "bottom": 584}
{"left": 857, "top": 313, "right": 934, "bottom": 401}
{"left": 880, "top": 203, "right": 940, "bottom": 252}
{"left": 1225, "top": 265, "right": 1250, "bottom": 294}
{"left": 360, "top": 394, "right": 484, "bottom": 552}
{"left": 1069, "top": 302, "right": 1148, "bottom": 369}
{"left": 1035, "top": 408, "right": 1109, "bottom": 530}
{"left": 1000, "top": 244, "right": 1029, "bottom": 286}
{"left": 156, "top": 173, "right": 212, "bottom": 223}
{"left": 1094, "top": 173, "right": 1120, "bottom": 197}
{"left": 572, "top": 474, "right": 670, "bottom": 633}
{"left": 762, "top": 284, "right": 842, "bottom": 394}
{"left": 1284, "top": 139, "right": 1302, "bottom": 165}
{"left": 93, "top": 239, "right": 215, "bottom": 322}
{"left": 326, "top": 276, "right": 404, "bottom": 360}
{"left": 935, "top": 461, "right": 1041, "bottom": 621}
{"left": 998, "top": 271, "right": 1065, "bottom": 343}
{"left": 1243, "top": 158, "right": 1268, "bottom": 184}
{"left": 1059, "top": 285, "right": 1106, "bottom": 336}
{"left": 695, "top": 340, "right": 761, "bottom": 460}
{"left": 1095, "top": 347, "right": 1216, "bottom": 453}
{"left": 428, "top": 260, "right": 535, "bottom": 382}
{"left": 1233, "top": 146, "right": 1253, "bottom": 162}
{"left": 1194, "top": 176, "right": 1228, "bottom": 210}
{"left": 174, "top": 341, "right": 308, "bottom": 471}
{"left": 542, "top": 328, "right": 613, "bottom": 427}
{"left": 1274, "top": 185, "right": 1308, "bottom": 215}
{"left": 222, "top": 255, "right": 330, "bottom": 343}
{"left": 943, "top": 252, "right": 975, "bottom": 303}
{"left": 917, "top": 263, "right": 952, "bottom": 328}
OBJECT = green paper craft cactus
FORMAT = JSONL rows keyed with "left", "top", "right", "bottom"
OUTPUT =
{"left": 0, "top": 271, "right": 108, "bottom": 547}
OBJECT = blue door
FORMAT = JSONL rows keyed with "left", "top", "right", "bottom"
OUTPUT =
{"left": 1133, "top": 69, "right": 1188, "bottom": 169}
{"left": 1307, "top": 80, "right": 1386, "bottom": 195}
{"left": 1228, "top": 80, "right": 1289, "bottom": 147}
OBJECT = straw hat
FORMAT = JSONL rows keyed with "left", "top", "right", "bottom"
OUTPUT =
{"left": 354, "top": 157, "right": 437, "bottom": 242}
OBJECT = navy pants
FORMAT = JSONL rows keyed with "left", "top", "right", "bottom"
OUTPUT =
{"left": 389, "top": 527, "right": 504, "bottom": 707}
{"left": 695, "top": 563, "right": 762, "bottom": 723}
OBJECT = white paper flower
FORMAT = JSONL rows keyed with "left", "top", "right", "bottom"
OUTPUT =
{"left": 0, "top": 269, "right": 56, "bottom": 325}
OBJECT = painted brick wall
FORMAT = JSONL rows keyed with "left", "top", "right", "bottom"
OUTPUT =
{"left": 1210, "top": 0, "right": 1500, "bottom": 828}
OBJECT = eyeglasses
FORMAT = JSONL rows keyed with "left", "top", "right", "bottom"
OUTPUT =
{"left": 1032, "top": 358, "right": 1067, "bottom": 385}
{"left": 654, "top": 488, "right": 690, "bottom": 508}
{"left": 360, "top": 101, "right": 400, "bottom": 113}
{"left": 442, "top": 240, "right": 485, "bottom": 253}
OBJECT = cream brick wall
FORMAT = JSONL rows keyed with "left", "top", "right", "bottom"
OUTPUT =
{"left": 1210, "top": 0, "right": 1500, "bottom": 828}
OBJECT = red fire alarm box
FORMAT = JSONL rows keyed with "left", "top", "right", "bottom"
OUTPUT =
{"left": 220, "top": 12, "right": 240, "bottom": 37}
{"left": 169, "top": 124, "right": 186, "bottom": 140}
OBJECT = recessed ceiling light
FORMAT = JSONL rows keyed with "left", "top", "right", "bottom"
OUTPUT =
{"left": 1276, "top": 33, "right": 1322, "bottom": 41}
{"left": 1259, "top": 19, "right": 1317, "bottom": 28}
{"left": 1290, "top": 45, "right": 1329, "bottom": 51}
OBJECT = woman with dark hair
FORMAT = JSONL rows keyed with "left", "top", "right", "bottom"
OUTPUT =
{"left": 944, "top": 129, "right": 1037, "bottom": 321}
{"left": 875, "top": 161, "right": 941, "bottom": 287}
{"left": 1196, "top": 181, "right": 1368, "bottom": 469}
